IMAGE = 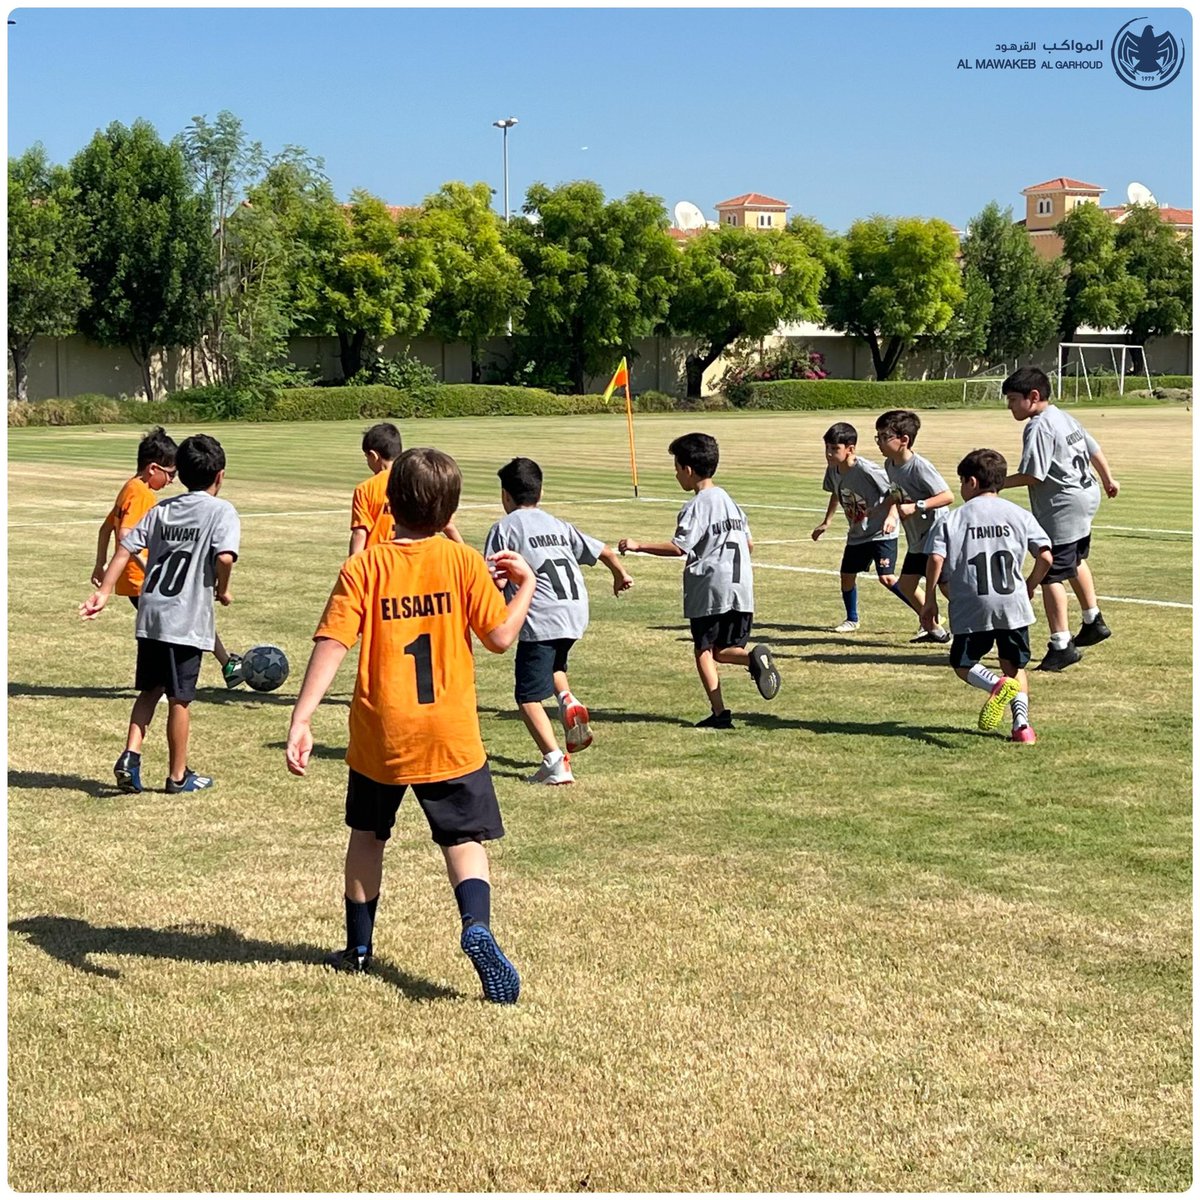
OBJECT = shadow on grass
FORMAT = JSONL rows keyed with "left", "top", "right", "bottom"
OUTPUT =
{"left": 7, "top": 681, "right": 346, "bottom": 707}
{"left": 733, "top": 712, "right": 967, "bottom": 747}
{"left": 8, "top": 915, "right": 461, "bottom": 1001}
{"left": 8, "top": 770, "right": 116, "bottom": 798}
{"left": 481, "top": 753, "right": 530, "bottom": 781}
{"left": 782, "top": 651, "right": 952, "bottom": 668}
{"left": 265, "top": 740, "right": 346, "bottom": 762}
{"left": 479, "top": 706, "right": 694, "bottom": 730}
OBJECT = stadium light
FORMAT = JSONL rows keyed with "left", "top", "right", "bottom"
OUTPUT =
{"left": 492, "top": 117, "right": 518, "bottom": 225}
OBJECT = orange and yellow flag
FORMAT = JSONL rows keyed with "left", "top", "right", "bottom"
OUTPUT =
{"left": 602, "top": 358, "right": 629, "bottom": 405}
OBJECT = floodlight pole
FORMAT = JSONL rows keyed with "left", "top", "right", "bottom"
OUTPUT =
{"left": 493, "top": 117, "right": 518, "bottom": 336}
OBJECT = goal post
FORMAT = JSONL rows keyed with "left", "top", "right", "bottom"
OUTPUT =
{"left": 1056, "top": 343, "right": 1152, "bottom": 402}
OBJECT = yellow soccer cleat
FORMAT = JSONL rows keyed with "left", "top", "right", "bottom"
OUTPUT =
{"left": 979, "top": 676, "right": 1020, "bottom": 732}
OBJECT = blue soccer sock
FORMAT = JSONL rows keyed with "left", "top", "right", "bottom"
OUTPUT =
{"left": 345, "top": 895, "right": 377, "bottom": 955}
{"left": 842, "top": 586, "right": 859, "bottom": 622}
{"left": 454, "top": 878, "right": 492, "bottom": 929}
{"left": 888, "top": 582, "right": 922, "bottom": 614}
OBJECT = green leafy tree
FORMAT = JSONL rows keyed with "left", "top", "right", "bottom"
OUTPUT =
{"left": 921, "top": 265, "right": 992, "bottom": 377}
{"left": 669, "top": 226, "right": 824, "bottom": 397}
{"left": 7, "top": 145, "right": 90, "bottom": 401}
{"left": 961, "top": 202, "right": 1064, "bottom": 364}
{"left": 1056, "top": 202, "right": 1142, "bottom": 364}
{"left": 70, "top": 119, "right": 213, "bottom": 401}
{"left": 1115, "top": 205, "right": 1192, "bottom": 370}
{"left": 823, "top": 216, "right": 964, "bottom": 381}
{"left": 505, "top": 181, "right": 677, "bottom": 394}
{"left": 418, "top": 181, "right": 530, "bottom": 383}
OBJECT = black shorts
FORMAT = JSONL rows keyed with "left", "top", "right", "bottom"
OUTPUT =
{"left": 514, "top": 638, "right": 575, "bottom": 703}
{"left": 1044, "top": 534, "right": 1092, "bottom": 584}
{"left": 900, "top": 551, "right": 929, "bottom": 577}
{"left": 345, "top": 764, "right": 504, "bottom": 847}
{"left": 134, "top": 637, "right": 203, "bottom": 702}
{"left": 949, "top": 628, "right": 1032, "bottom": 671}
{"left": 690, "top": 610, "right": 753, "bottom": 653}
{"left": 840, "top": 539, "right": 898, "bottom": 577}
{"left": 128, "top": 596, "right": 140, "bottom": 610}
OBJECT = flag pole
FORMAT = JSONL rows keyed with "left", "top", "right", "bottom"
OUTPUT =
{"left": 623, "top": 366, "right": 639, "bottom": 498}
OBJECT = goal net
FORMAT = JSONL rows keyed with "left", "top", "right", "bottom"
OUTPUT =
{"left": 1056, "top": 343, "right": 1152, "bottom": 403}
{"left": 961, "top": 361, "right": 1011, "bottom": 406}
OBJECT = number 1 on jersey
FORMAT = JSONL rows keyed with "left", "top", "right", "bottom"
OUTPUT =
{"left": 403, "top": 633, "right": 435, "bottom": 704}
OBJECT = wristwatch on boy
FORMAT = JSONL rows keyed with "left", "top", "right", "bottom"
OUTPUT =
{"left": 915, "top": 499, "right": 927, "bottom": 514}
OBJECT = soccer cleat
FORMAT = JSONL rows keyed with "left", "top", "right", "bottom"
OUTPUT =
{"left": 222, "top": 653, "right": 246, "bottom": 689}
{"left": 911, "top": 625, "right": 952, "bottom": 644}
{"left": 1074, "top": 613, "right": 1112, "bottom": 647}
{"left": 561, "top": 698, "right": 593, "bottom": 754}
{"left": 748, "top": 643, "right": 781, "bottom": 700}
{"left": 165, "top": 768, "right": 215, "bottom": 794}
{"left": 1035, "top": 640, "right": 1083, "bottom": 672}
{"left": 113, "top": 750, "right": 142, "bottom": 794}
{"left": 1011, "top": 724, "right": 1037, "bottom": 744}
{"left": 526, "top": 753, "right": 574, "bottom": 785}
{"left": 978, "top": 677, "right": 1021, "bottom": 732}
{"left": 325, "top": 946, "right": 372, "bottom": 973}
{"left": 694, "top": 709, "right": 734, "bottom": 729}
{"left": 461, "top": 923, "right": 520, "bottom": 1004}
{"left": 832, "top": 619, "right": 859, "bottom": 634}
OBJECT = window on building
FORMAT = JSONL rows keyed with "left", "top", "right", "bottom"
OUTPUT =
{"left": 1036, "top": 198, "right": 1053, "bottom": 216}
{"left": 723, "top": 213, "right": 737, "bottom": 225}
{"left": 756, "top": 213, "right": 774, "bottom": 228}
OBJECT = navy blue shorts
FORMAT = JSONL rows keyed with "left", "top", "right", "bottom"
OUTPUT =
{"left": 345, "top": 764, "right": 504, "bottom": 846}
{"left": 134, "top": 638, "right": 203, "bottom": 702}
{"left": 900, "top": 551, "right": 928, "bottom": 577}
{"left": 1044, "top": 534, "right": 1091, "bottom": 584}
{"left": 841, "top": 539, "right": 898, "bottom": 577}
{"left": 514, "top": 638, "right": 575, "bottom": 703}
{"left": 690, "top": 610, "right": 753, "bottom": 653}
{"left": 949, "top": 628, "right": 1032, "bottom": 670}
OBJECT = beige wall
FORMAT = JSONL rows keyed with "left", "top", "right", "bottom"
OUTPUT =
{"left": 715, "top": 207, "right": 786, "bottom": 231}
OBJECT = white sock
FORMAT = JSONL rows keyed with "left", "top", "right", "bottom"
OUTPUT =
{"left": 966, "top": 664, "right": 1002, "bottom": 692}
{"left": 1082, "top": 607, "right": 1099, "bottom": 623}
{"left": 1049, "top": 631, "right": 1071, "bottom": 650}
{"left": 1011, "top": 692, "right": 1030, "bottom": 729}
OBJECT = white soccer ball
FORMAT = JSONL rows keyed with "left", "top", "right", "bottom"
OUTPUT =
{"left": 242, "top": 643, "right": 290, "bottom": 692}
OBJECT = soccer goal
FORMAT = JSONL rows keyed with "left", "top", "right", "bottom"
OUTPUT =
{"left": 1056, "top": 343, "right": 1152, "bottom": 402}
{"left": 961, "top": 361, "right": 1012, "bottom": 406}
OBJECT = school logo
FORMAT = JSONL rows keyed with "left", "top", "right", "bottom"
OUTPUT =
{"left": 1112, "top": 18, "right": 1185, "bottom": 89}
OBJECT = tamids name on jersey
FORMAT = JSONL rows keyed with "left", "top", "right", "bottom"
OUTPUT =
{"left": 710, "top": 517, "right": 747, "bottom": 535}
{"left": 161, "top": 525, "right": 201, "bottom": 542}
{"left": 968, "top": 524, "right": 1013, "bottom": 539}
{"left": 380, "top": 592, "right": 453, "bottom": 620}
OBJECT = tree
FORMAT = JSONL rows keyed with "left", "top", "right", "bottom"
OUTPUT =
{"left": 823, "top": 216, "right": 964, "bottom": 380}
{"left": 418, "top": 181, "right": 530, "bottom": 383}
{"left": 668, "top": 226, "right": 824, "bottom": 397}
{"left": 1056, "top": 201, "right": 1142, "bottom": 362}
{"left": 7, "top": 145, "right": 90, "bottom": 402}
{"left": 505, "top": 181, "right": 677, "bottom": 394}
{"left": 1115, "top": 205, "right": 1192, "bottom": 369}
{"left": 70, "top": 120, "right": 213, "bottom": 401}
{"left": 920, "top": 265, "right": 992, "bottom": 377}
{"left": 961, "top": 202, "right": 1064, "bottom": 364}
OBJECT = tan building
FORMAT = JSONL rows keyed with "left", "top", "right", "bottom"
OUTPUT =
{"left": 1019, "top": 177, "right": 1106, "bottom": 259}
{"left": 713, "top": 192, "right": 789, "bottom": 231}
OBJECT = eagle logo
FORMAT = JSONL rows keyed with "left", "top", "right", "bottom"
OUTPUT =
{"left": 1113, "top": 18, "right": 1186, "bottom": 89}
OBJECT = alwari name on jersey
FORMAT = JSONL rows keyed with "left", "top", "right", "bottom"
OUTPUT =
{"left": 380, "top": 592, "right": 453, "bottom": 620}
{"left": 160, "top": 525, "right": 202, "bottom": 543}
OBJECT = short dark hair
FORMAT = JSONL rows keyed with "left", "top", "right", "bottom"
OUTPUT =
{"left": 668, "top": 432, "right": 719, "bottom": 479}
{"left": 824, "top": 422, "right": 857, "bottom": 447}
{"left": 957, "top": 448, "right": 1007, "bottom": 492}
{"left": 875, "top": 409, "right": 920, "bottom": 446}
{"left": 387, "top": 447, "right": 461, "bottom": 535}
{"left": 136, "top": 426, "right": 177, "bottom": 472}
{"left": 1001, "top": 366, "right": 1051, "bottom": 401}
{"left": 176, "top": 434, "right": 226, "bottom": 491}
{"left": 497, "top": 457, "right": 543, "bottom": 506}
{"left": 362, "top": 422, "right": 402, "bottom": 460}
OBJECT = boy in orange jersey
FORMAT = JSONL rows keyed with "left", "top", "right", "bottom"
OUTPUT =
{"left": 348, "top": 422, "right": 463, "bottom": 555}
{"left": 93, "top": 426, "right": 243, "bottom": 688}
{"left": 288, "top": 447, "right": 536, "bottom": 1004}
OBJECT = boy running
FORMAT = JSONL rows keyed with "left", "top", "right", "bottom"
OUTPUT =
{"left": 287, "top": 447, "right": 535, "bottom": 1003}
{"left": 484, "top": 456, "right": 633, "bottom": 785}
{"left": 618, "top": 432, "right": 780, "bottom": 729}
{"left": 923, "top": 449, "right": 1053, "bottom": 743}
{"left": 1001, "top": 367, "right": 1120, "bottom": 671}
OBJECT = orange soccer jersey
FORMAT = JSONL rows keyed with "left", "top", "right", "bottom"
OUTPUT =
{"left": 350, "top": 469, "right": 394, "bottom": 549}
{"left": 109, "top": 476, "right": 158, "bottom": 595}
{"left": 315, "top": 537, "right": 509, "bottom": 785}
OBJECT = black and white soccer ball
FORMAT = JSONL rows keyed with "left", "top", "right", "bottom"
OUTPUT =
{"left": 242, "top": 643, "right": 290, "bottom": 692}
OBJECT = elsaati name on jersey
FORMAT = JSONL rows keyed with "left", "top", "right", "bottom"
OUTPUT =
{"left": 527, "top": 532, "right": 570, "bottom": 549}
{"left": 968, "top": 524, "right": 1013, "bottom": 539}
{"left": 161, "top": 525, "right": 201, "bottom": 542}
{"left": 380, "top": 592, "right": 453, "bottom": 620}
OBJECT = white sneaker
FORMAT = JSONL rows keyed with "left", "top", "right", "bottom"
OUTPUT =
{"left": 833, "top": 619, "right": 859, "bottom": 633}
{"left": 560, "top": 696, "right": 593, "bottom": 754}
{"left": 930, "top": 625, "right": 951, "bottom": 644}
{"left": 526, "top": 752, "right": 574, "bottom": 785}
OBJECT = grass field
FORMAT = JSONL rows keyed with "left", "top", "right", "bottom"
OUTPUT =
{"left": 6, "top": 407, "right": 1192, "bottom": 1191}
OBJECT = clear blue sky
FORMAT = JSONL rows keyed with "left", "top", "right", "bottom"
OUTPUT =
{"left": 6, "top": 6, "right": 1193, "bottom": 230}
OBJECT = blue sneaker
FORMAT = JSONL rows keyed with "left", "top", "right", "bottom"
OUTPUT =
{"left": 461, "top": 923, "right": 520, "bottom": 1004}
{"left": 165, "top": 768, "right": 214, "bottom": 794}
{"left": 113, "top": 750, "right": 142, "bottom": 794}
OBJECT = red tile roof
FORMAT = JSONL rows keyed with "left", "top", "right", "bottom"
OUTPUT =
{"left": 1104, "top": 205, "right": 1193, "bottom": 227}
{"left": 714, "top": 192, "right": 789, "bottom": 210}
{"left": 668, "top": 227, "right": 706, "bottom": 244}
{"left": 1022, "top": 177, "right": 1105, "bottom": 194}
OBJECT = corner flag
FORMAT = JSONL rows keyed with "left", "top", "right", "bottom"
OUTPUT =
{"left": 602, "top": 358, "right": 629, "bottom": 405}
{"left": 602, "top": 357, "right": 639, "bottom": 497}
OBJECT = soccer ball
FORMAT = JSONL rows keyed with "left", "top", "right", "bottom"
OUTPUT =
{"left": 242, "top": 643, "right": 290, "bottom": 692}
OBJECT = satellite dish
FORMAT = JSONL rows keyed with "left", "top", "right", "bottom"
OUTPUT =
{"left": 1126, "top": 181, "right": 1158, "bottom": 207}
{"left": 673, "top": 200, "right": 706, "bottom": 231}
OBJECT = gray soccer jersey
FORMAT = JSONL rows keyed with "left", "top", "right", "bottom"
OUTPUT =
{"left": 122, "top": 491, "right": 241, "bottom": 650}
{"left": 672, "top": 485, "right": 754, "bottom": 618}
{"left": 484, "top": 507, "right": 604, "bottom": 642}
{"left": 823, "top": 457, "right": 894, "bottom": 543}
{"left": 885, "top": 453, "right": 950, "bottom": 554}
{"left": 926, "top": 494, "right": 1050, "bottom": 634}
{"left": 1018, "top": 404, "right": 1101, "bottom": 544}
